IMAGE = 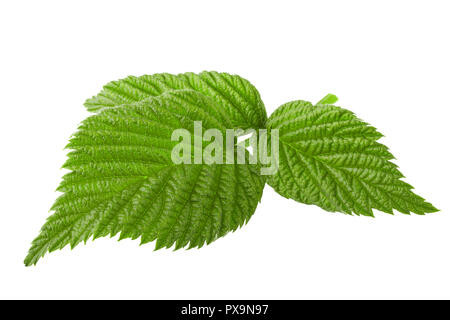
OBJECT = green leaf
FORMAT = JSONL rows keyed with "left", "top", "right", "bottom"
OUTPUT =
{"left": 316, "top": 93, "right": 338, "bottom": 105}
{"left": 266, "top": 99, "right": 437, "bottom": 216}
{"left": 25, "top": 90, "right": 265, "bottom": 266}
{"left": 84, "top": 71, "right": 267, "bottom": 130}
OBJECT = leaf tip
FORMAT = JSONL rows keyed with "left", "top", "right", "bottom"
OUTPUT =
{"left": 24, "top": 252, "right": 38, "bottom": 267}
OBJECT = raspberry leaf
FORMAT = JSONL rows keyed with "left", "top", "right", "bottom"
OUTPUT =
{"left": 266, "top": 98, "right": 437, "bottom": 216}
{"left": 25, "top": 90, "right": 265, "bottom": 266}
{"left": 84, "top": 71, "right": 267, "bottom": 130}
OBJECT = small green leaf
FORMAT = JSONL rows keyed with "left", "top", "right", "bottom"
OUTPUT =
{"left": 316, "top": 93, "right": 338, "bottom": 105}
{"left": 266, "top": 99, "right": 437, "bottom": 216}
{"left": 25, "top": 90, "right": 265, "bottom": 266}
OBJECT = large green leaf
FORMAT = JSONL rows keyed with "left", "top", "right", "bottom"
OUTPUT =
{"left": 25, "top": 90, "right": 265, "bottom": 266}
{"left": 266, "top": 99, "right": 437, "bottom": 216}
{"left": 84, "top": 71, "right": 267, "bottom": 130}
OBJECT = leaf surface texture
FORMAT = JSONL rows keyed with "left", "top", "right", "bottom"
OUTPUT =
{"left": 84, "top": 71, "right": 267, "bottom": 130}
{"left": 25, "top": 90, "right": 265, "bottom": 266}
{"left": 266, "top": 100, "right": 437, "bottom": 216}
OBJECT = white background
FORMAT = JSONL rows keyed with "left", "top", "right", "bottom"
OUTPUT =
{"left": 1, "top": 0, "right": 449, "bottom": 299}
